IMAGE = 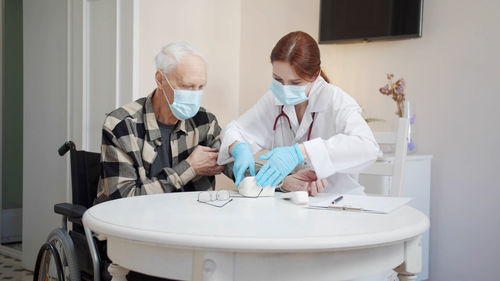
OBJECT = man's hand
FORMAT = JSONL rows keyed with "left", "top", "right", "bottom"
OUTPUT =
{"left": 282, "top": 168, "right": 328, "bottom": 196}
{"left": 186, "top": 146, "right": 224, "bottom": 176}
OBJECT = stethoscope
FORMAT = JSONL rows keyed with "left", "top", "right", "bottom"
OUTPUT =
{"left": 272, "top": 105, "right": 316, "bottom": 148}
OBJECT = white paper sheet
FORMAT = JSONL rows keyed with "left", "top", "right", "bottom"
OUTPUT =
{"left": 308, "top": 194, "right": 412, "bottom": 214}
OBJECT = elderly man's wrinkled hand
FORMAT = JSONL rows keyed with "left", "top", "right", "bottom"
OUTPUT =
{"left": 186, "top": 145, "right": 224, "bottom": 176}
{"left": 282, "top": 168, "right": 327, "bottom": 196}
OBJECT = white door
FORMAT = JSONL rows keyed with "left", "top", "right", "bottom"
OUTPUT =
{"left": 22, "top": 0, "right": 138, "bottom": 270}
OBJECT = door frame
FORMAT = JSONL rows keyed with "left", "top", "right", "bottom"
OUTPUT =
{"left": 0, "top": 0, "right": 3, "bottom": 248}
{"left": 0, "top": 0, "right": 22, "bottom": 260}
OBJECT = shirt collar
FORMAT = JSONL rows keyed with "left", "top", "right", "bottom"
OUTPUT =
{"left": 273, "top": 76, "right": 329, "bottom": 112}
{"left": 144, "top": 93, "right": 161, "bottom": 142}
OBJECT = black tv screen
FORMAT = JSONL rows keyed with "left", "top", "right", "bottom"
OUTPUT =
{"left": 319, "top": 0, "right": 423, "bottom": 43}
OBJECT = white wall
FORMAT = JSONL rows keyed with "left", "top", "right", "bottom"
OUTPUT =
{"left": 138, "top": 0, "right": 241, "bottom": 127}
{"left": 239, "top": 0, "right": 321, "bottom": 113}
{"left": 319, "top": 1, "right": 500, "bottom": 280}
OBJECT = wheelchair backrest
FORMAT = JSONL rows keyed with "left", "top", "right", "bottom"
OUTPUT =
{"left": 65, "top": 143, "right": 101, "bottom": 208}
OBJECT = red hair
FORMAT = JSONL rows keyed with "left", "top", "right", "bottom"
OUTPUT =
{"left": 270, "top": 31, "right": 330, "bottom": 83}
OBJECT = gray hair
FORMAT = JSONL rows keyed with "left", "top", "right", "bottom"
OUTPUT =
{"left": 155, "top": 41, "right": 206, "bottom": 74}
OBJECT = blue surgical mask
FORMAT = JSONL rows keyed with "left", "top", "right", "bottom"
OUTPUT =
{"left": 161, "top": 74, "right": 203, "bottom": 120}
{"left": 269, "top": 78, "right": 308, "bottom": 106}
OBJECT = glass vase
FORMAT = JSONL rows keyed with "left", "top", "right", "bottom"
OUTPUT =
{"left": 405, "top": 101, "right": 416, "bottom": 153}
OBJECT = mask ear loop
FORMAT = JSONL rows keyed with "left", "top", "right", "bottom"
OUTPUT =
{"left": 162, "top": 73, "right": 176, "bottom": 90}
{"left": 160, "top": 73, "right": 175, "bottom": 104}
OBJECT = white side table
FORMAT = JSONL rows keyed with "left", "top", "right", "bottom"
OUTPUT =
{"left": 359, "top": 154, "right": 432, "bottom": 281}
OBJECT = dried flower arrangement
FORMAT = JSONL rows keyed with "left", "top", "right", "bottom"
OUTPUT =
{"left": 379, "top": 74, "right": 405, "bottom": 117}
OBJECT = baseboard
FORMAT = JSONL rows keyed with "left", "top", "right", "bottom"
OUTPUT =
{"left": 1, "top": 208, "right": 22, "bottom": 243}
{"left": 0, "top": 245, "right": 22, "bottom": 260}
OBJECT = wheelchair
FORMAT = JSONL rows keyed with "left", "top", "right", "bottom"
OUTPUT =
{"left": 33, "top": 141, "right": 111, "bottom": 281}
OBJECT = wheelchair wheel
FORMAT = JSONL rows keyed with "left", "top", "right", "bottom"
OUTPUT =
{"left": 33, "top": 242, "right": 65, "bottom": 281}
{"left": 46, "top": 228, "right": 81, "bottom": 281}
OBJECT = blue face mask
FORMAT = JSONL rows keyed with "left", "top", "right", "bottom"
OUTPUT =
{"left": 269, "top": 78, "right": 308, "bottom": 106}
{"left": 162, "top": 74, "right": 203, "bottom": 120}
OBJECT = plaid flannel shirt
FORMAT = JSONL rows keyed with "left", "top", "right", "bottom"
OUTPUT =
{"left": 95, "top": 93, "right": 233, "bottom": 203}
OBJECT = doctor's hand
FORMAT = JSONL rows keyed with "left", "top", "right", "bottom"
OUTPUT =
{"left": 230, "top": 142, "right": 255, "bottom": 187}
{"left": 256, "top": 143, "right": 304, "bottom": 187}
{"left": 282, "top": 169, "right": 328, "bottom": 196}
{"left": 186, "top": 145, "right": 224, "bottom": 176}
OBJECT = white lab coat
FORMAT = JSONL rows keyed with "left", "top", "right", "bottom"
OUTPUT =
{"left": 218, "top": 76, "right": 381, "bottom": 195}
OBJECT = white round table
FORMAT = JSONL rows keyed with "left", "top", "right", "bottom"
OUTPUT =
{"left": 83, "top": 192, "right": 429, "bottom": 281}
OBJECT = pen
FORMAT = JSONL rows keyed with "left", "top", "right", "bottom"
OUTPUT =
{"left": 331, "top": 195, "right": 343, "bottom": 205}
{"left": 306, "top": 205, "right": 369, "bottom": 212}
{"left": 328, "top": 205, "right": 363, "bottom": 211}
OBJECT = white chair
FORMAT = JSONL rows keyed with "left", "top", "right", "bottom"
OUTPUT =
{"left": 361, "top": 117, "right": 410, "bottom": 197}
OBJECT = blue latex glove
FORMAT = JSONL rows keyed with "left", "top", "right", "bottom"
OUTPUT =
{"left": 232, "top": 142, "right": 255, "bottom": 187}
{"left": 256, "top": 143, "right": 304, "bottom": 187}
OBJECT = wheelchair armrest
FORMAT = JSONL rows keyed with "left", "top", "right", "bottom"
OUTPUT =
{"left": 54, "top": 203, "right": 88, "bottom": 220}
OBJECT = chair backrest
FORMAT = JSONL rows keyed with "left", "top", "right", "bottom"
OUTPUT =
{"left": 69, "top": 149, "right": 101, "bottom": 208}
{"left": 59, "top": 141, "right": 101, "bottom": 208}
{"left": 361, "top": 118, "right": 410, "bottom": 197}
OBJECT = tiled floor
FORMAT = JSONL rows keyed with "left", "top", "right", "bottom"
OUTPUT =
{"left": 0, "top": 253, "right": 32, "bottom": 281}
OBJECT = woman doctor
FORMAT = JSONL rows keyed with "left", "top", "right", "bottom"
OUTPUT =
{"left": 218, "top": 31, "right": 381, "bottom": 195}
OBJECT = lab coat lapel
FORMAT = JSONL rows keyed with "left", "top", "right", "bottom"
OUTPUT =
{"left": 295, "top": 109, "right": 313, "bottom": 142}
{"left": 294, "top": 78, "right": 329, "bottom": 141}
{"left": 282, "top": 105, "right": 299, "bottom": 133}
{"left": 307, "top": 77, "right": 329, "bottom": 113}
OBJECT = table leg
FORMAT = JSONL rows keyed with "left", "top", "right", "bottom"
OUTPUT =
{"left": 192, "top": 251, "right": 234, "bottom": 281}
{"left": 108, "top": 263, "right": 129, "bottom": 281}
{"left": 395, "top": 235, "right": 422, "bottom": 281}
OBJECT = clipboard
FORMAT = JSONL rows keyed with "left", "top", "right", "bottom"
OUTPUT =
{"left": 307, "top": 194, "right": 412, "bottom": 214}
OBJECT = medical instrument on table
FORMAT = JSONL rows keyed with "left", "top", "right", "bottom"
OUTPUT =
{"left": 238, "top": 176, "right": 274, "bottom": 197}
{"left": 231, "top": 142, "right": 256, "bottom": 187}
{"left": 198, "top": 190, "right": 232, "bottom": 207}
{"left": 271, "top": 105, "right": 316, "bottom": 149}
{"left": 331, "top": 195, "right": 343, "bottom": 204}
{"left": 280, "top": 191, "right": 309, "bottom": 205}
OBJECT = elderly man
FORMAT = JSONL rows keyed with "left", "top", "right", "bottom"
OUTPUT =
{"left": 96, "top": 42, "right": 234, "bottom": 280}
{"left": 96, "top": 42, "right": 233, "bottom": 204}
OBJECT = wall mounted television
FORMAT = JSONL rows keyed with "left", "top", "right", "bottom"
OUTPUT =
{"left": 319, "top": 0, "right": 424, "bottom": 43}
